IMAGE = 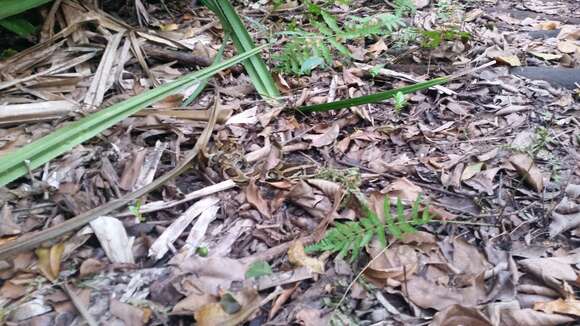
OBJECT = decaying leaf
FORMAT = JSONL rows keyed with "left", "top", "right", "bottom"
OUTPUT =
{"left": 534, "top": 297, "right": 580, "bottom": 317}
{"left": 245, "top": 179, "right": 271, "bottom": 218}
{"left": 288, "top": 241, "right": 324, "bottom": 274}
{"left": 509, "top": 154, "right": 544, "bottom": 192}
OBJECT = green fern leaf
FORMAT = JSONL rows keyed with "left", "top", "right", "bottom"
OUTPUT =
{"left": 384, "top": 198, "right": 402, "bottom": 239}
{"left": 397, "top": 197, "right": 416, "bottom": 233}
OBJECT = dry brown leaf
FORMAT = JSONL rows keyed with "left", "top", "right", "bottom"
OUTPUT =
{"left": 79, "top": 258, "right": 106, "bottom": 277}
{"left": 245, "top": 179, "right": 271, "bottom": 218}
{"left": 195, "top": 288, "right": 261, "bottom": 326}
{"left": 461, "top": 162, "right": 484, "bottom": 180}
{"left": 499, "top": 307, "right": 575, "bottom": 326}
{"left": 35, "top": 243, "right": 64, "bottom": 281}
{"left": 464, "top": 167, "right": 501, "bottom": 195}
{"left": 368, "top": 38, "right": 388, "bottom": 55}
{"left": 509, "top": 154, "right": 544, "bottom": 192}
{"left": 431, "top": 304, "right": 491, "bottom": 326}
{"left": 0, "top": 281, "right": 26, "bottom": 300}
{"left": 549, "top": 184, "right": 580, "bottom": 237}
{"left": 405, "top": 275, "right": 487, "bottom": 310}
{"left": 364, "top": 243, "right": 418, "bottom": 286}
{"left": 450, "top": 238, "right": 491, "bottom": 276}
{"left": 534, "top": 297, "right": 580, "bottom": 317}
{"left": 303, "top": 123, "right": 340, "bottom": 147}
{"left": 381, "top": 177, "right": 422, "bottom": 202}
{"left": 110, "top": 299, "right": 151, "bottom": 326}
{"left": 288, "top": 241, "right": 324, "bottom": 274}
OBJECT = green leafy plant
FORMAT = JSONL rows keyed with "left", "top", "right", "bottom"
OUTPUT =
{"left": 201, "top": 0, "right": 279, "bottom": 99}
{"left": 419, "top": 28, "right": 470, "bottom": 48}
{"left": 275, "top": 6, "right": 407, "bottom": 76}
{"left": 0, "top": 45, "right": 267, "bottom": 187}
{"left": 128, "top": 199, "right": 143, "bottom": 222}
{"left": 306, "top": 195, "right": 431, "bottom": 261}
{"left": 393, "top": 91, "right": 407, "bottom": 112}
{"left": 297, "top": 76, "right": 448, "bottom": 113}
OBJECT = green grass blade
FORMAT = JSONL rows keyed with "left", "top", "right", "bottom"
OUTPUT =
{"left": 181, "top": 35, "right": 229, "bottom": 107}
{"left": 0, "top": 16, "right": 36, "bottom": 37}
{"left": 297, "top": 77, "right": 448, "bottom": 113}
{"left": 201, "top": 0, "right": 279, "bottom": 99}
{"left": 411, "top": 193, "right": 422, "bottom": 225}
{"left": 0, "top": 0, "right": 52, "bottom": 20}
{"left": 0, "top": 45, "right": 267, "bottom": 187}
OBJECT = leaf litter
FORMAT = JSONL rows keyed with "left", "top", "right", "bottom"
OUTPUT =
{"left": 0, "top": 0, "right": 579, "bottom": 325}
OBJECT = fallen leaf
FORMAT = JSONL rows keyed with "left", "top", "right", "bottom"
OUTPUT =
{"left": 0, "top": 281, "right": 26, "bottom": 300}
{"left": 550, "top": 184, "right": 580, "bottom": 237}
{"left": 303, "top": 123, "right": 340, "bottom": 147}
{"left": 405, "top": 275, "right": 487, "bottom": 310}
{"left": 461, "top": 162, "right": 484, "bottom": 180}
{"left": 381, "top": 177, "right": 422, "bottom": 202}
{"left": 463, "top": 167, "right": 501, "bottom": 195}
{"left": 534, "top": 297, "right": 580, "bottom": 317}
{"left": 245, "top": 179, "right": 271, "bottom": 218}
{"left": 368, "top": 38, "right": 388, "bottom": 55}
{"left": 79, "top": 258, "right": 106, "bottom": 277}
{"left": 245, "top": 261, "right": 273, "bottom": 279}
{"left": 36, "top": 243, "right": 65, "bottom": 281}
{"left": 90, "top": 216, "right": 134, "bottom": 264}
{"left": 557, "top": 40, "right": 578, "bottom": 54}
{"left": 529, "top": 51, "right": 562, "bottom": 61}
{"left": 195, "top": 288, "right": 261, "bottom": 326}
{"left": 431, "top": 304, "right": 491, "bottom": 326}
{"left": 288, "top": 241, "right": 324, "bottom": 274}
{"left": 509, "top": 154, "right": 544, "bottom": 192}
{"left": 110, "top": 299, "right": 150, "bottom": 326}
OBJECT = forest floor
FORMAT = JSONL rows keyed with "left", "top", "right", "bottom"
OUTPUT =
{"left": 0, "top": 0, "right": 579, "bottom": 325}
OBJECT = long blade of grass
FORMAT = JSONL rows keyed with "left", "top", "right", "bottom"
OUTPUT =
{"left": 297, "top": 77, "right": 448, "bottom": 113}
{"left": 201, "top": 0, "right": 279, "bottom": 99}
{"left": 0, "top": 0, "right": 52, "bottom": 20}
{"left": 182, "top": 34, "right": 229, "bottom": 107}
{"left": 0, "top": 16, "right": 36, "bottom": 37}
{"left": 0, "top": 44, "right": 267, "bottom": 187}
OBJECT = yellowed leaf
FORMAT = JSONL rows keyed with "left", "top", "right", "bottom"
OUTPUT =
{"left": 160, "top": 23, "right": 179, "bottom": 32}
{"left": 288, "top": 241, "right": 324, "bottom": 274}
{"left": 195, "top": 303, "right": 230, "bottom": 326}
{"left": 36, "top": 243, "right": 64, "bottom": 281}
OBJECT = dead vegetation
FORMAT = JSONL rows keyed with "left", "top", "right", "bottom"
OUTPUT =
{"left": 0, "top": 0, "right": 579, "bottom": 325}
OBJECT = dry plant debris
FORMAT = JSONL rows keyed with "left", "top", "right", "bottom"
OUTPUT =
{"left": 0, "top": 0, "right": 579, "bottom": 325}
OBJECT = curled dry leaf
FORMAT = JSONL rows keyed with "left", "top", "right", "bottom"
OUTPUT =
{"left": 288, "top": 241, "right": 324, "bottom": 274}
{"left": 295, "top": 308, "right": 331, "bottom": 326}
{"left": 245, "top": 179, "right": 271, "bottom": 218}
{"left": 509, "top": 153, "right": 544, "bottom": 192}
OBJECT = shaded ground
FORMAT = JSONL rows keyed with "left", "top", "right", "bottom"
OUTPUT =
{"left": 0, "top": 0, "right": 579, "bottom": 325}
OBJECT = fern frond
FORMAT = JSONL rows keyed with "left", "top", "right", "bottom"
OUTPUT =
{"left": 306, "top": 194, "right": 432, "bottom": 261}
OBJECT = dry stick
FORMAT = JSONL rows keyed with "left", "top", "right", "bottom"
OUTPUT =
{"left": 0, "top": 97, "right": 221, "bottom": 260}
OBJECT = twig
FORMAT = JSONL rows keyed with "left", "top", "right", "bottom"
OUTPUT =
{"left": 62, "top": 281, "right": 99, "bottom": 326}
